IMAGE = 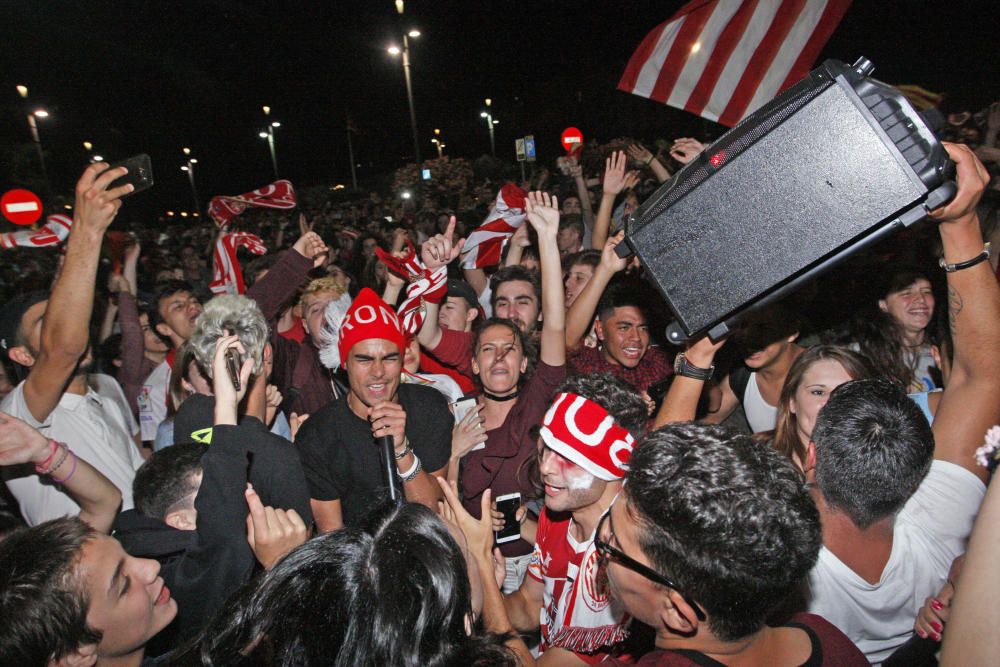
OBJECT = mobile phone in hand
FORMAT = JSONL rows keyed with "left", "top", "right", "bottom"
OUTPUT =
{"left": 107, "top": 154, "right": 154, "bottom": 197}
{"left": 495, "top": 492, "right": 522, "bottom": 544}
{"left": 225, "top": 348, "right": 243, "bottom": 392}
{"left": 451, "top": 397, "right": 485, "bottom": 451}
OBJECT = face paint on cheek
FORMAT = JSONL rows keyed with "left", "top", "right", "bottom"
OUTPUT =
{"left": 564, "top": 466, "right": 597, "bottom": 491}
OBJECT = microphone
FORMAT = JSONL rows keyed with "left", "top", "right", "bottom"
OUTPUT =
{"left": 378, "top": 435, "right": 400, "bottom": 502}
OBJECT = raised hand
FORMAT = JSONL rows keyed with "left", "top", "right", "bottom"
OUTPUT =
{"left": 211, "top": 334, "right": 254, "bottom": 412}
{"left": 73, "top": 162, "right": 133, "bottom": 235}
{"left": 670, "top": 137, "right": 707, "bottom": 164}
{"left": 600, "top": 231, "right": 629, "bottom": 274}
{"left": 245, "top": 483, "right": 308, "bottom": 570}
{"left": 368, "top": 401, "right": 408, "bottom": 452}
{"left": 510, "top": 223, "right": 532, "bottom": 249}
{"left": 421, "top": 215, "right": 465, "bottom": 271}
{"left": 626, "top": 143, "right": 654, "bottom": 165}
{"left": 525, "top": 191, "right": 559, "bottom": 238}
{"left": 293, "top": 230, "right": 330, "bottom": 268}
{"left": 603, "top": 151, "right": 640, "bottom": 196}
{"left": 290, "top": 412, "right": 310, "bottom": 443}
{"left": 451, "top": 401, "right": 487, "bottom": 459}
{"left": 930, "top": 143, "right": 989, "bottom": 224}
{"left": 0, "top": 411, "right": 51, "bottom": 467}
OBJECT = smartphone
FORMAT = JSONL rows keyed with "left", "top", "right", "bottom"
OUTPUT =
{"left": 225, "top": 348, "right": 243, "bottom": 392}
{"left": 494, "top": 492, "right": 522, "bottom": 544}
{"left": 421, "top": 168, "right": 432, "bottom": 180}
{"left": 451, "top": 397, "right": 484, "bottom": 451}
{"left": 107, "top": 154, "right": 154, "bottom": 197}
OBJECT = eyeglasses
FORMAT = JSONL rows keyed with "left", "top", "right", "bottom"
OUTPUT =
{"left": 595, "top": 510, "right": 706, "bottom": 621}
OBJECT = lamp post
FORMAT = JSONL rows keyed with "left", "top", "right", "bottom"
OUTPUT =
{"left": 17, "top": 85, "right": 50, "bottom": 190}
{"left": 431, "top": 128, "right": 444, "bottom": 158}
{"left": 480, "top": 98, "right": 498, "bottom": 156}
{"left": 260, "top": 106, "right": 280, "bottom": 180}
{"left": 181, "top": 147, "right": 201, "bottom": 214}
{"left": 388, "top": 2, "right": 421, "bottom": 163}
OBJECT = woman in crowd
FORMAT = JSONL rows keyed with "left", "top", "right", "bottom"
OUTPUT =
{"left": 170, "top": 502, "right": 517, "bottom": 666}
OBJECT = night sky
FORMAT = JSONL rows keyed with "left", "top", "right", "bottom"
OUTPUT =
{"left": 1, "top": 0, "right": 995, "bottom": 221}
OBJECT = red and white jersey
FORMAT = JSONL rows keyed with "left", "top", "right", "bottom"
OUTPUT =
{"left": 527, "top": 508, "right": 629, "bottom": 663}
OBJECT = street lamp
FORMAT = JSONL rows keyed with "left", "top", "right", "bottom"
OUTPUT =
{"left": 480, "top": 98, "right": 497, "bottom": 156}
{"left": 181, "top": 148, "right": 201, "bottom": 214}
{"left": 431, "top": 128, "right": 444, "bottom": 158}
{"left": 387, "top": 2, "right": 421, "bottom": 163}
{"left": 16, "top": 85, "right": 50, "bottom": 189}
{"left": 259, "top": 106, "right": 280, "bottom": 179}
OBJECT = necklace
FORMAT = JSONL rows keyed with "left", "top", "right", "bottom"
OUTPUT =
{"left": 482, "top": 389, "right": 520, "bottom": 402}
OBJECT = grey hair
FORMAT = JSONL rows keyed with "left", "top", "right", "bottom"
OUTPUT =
{"left": 318, "top": 292, "right": 353, "bottom": 370}
{"left": 189, "top": 294, "right": 268, "bottom": 378}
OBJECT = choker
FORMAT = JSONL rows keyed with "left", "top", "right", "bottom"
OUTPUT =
{"left": 482, "top": 389, "right": 520, "bottom": 402}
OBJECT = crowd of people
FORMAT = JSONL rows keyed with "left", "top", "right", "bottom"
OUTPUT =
{"left": 0, "top": 105, "right": 998, "bottom": 667}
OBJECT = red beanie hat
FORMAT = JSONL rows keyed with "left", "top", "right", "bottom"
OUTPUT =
{"left": 338, "top": 288, "right": 406, "bottom": 363}
{"left": 540, "top": 392, "right": 635, "bottom": 481}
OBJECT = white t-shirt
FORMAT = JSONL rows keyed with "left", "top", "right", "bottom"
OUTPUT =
{"left": 743, "top": 373, "right": 778, "bottom": 433}
{"left": 806, "top": 460, "right": 985, "bottom": 665}
{"left": 1, "top": 375, "right": 145, "bottom": 525}
{"left": 137, "top": 360, "right": 170, "bottom": 441}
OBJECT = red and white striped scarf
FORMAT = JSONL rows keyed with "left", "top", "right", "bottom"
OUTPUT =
{"left": 376, "top": 241, "right": 447, "bottom": 335}
{"left": 0, "top": 214, "right": 72, "bottom": 250}
{"left": 460, "top": 183, "right": 527, "bottom": 269}
{"left": 207, "top": 180, "right": 297, "bottom": 229}
{"left": 209, "top": 231, "right": 268, "bottom": 295}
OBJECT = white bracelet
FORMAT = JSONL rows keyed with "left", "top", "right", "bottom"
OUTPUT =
{"left": 397, "top": 454, "right": 422, "bottom": 482}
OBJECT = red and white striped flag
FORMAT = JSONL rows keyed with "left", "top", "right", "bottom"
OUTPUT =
{"left": 0, "top": 214, "right": 73, "bottom": 250}
{"left": 618, "top": 0, "right": 852, "bottom": 126}
{"left": 209, "top": 231, "right": 268, "bottom": 296}
{"left": 460, "top": 183, "right": 528, "bottom": 270}
{"left": 207, "top": 180, "right": 297, "bottom": 229}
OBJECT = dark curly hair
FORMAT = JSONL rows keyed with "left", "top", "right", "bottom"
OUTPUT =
{"left": 625, "top": 423, "right": 821, "bottom": 642}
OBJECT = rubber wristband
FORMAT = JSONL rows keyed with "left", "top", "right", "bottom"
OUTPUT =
{"left": 398, "top": 454, "right": 422, "bottom": 481}
{"left": 37, "top": 443, "right": 69, "bottom": 476}
{"left": 939, "top": 242, "right": 991, "bottom": 272}
{"left": 34, "top": 440, "right": 60, "bottom": 473}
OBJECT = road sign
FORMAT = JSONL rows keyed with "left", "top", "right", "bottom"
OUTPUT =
{"left": 560, "top": 127, "right": 583, "bottom": 153}
{"left": 1, "top": 189, "right": 43, "bottom": 225}
{"left": 515, "top": 138, "right": 526, "bottom": 162}
{"left": 525, "top": 135, "right": 536, "bottom": 162}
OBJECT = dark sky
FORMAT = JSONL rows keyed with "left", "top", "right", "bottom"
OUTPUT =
{"left": 1, "top": 0, "right": 995, "bottom": 220}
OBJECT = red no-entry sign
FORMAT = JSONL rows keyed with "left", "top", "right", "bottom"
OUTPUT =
{"left": 561, "top": 127, "right": 583, "bottom": 153}
{"left": 1, "top": 189, "right": 43, "bottom": 225}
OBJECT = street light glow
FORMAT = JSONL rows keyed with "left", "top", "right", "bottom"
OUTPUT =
{"left": 83, "top": 141, "right": 93, "bottom": 150}
{"left": 93, "top": 155, "right": 104, "bottom": 162}
{"left": 408, "top": 29, "right": 421, "bottom": 38}
{"left": 387, "top": 45, "right": 401, "bottom": 55}
{"left": 262, "top": 105, "right": 271, "bottom": 115}
{"left": 189, "top": 158, "right": 198, "bottom": 164}
{"left": 401, "top": 191, "right": 411, "bottom": 199}
{"left": 181, "top": 166, "right": 189, "bottom": 172}
{"left": 485, "top": 98, "right": 492, "bottom": 107}
{"left": 16, "top": 85, "right": 28, "bottom": 98}
{"left": 271, "top": 121, "right": 280, "bottom": 127}
{"left": 493, "top": 120, "right": 499, "bottom": 125}
{"left": 395, "top": 0, "right": 404, "bottom": 14}
{"left": 259, "top": 131, "right": 269, "bottom": 138}
{"left": 183, "top": 147, "right": 191, "bottom": 155}
{"left": 480, "top": 111, "right": 488, "bottom": 118}
{"left": 33, "top": 109, "right": 48, "bottom": 118}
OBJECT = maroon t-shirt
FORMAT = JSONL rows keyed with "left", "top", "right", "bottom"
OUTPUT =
{"left": 606, "top": 613, "right": 867, "bottom": 666}
{"left": 460, "top": 360, "right": 565, "bottom": 557}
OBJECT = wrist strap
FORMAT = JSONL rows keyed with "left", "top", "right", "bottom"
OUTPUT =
{"left": 394, "top": 436, "right": 412, "bottom": 460}
{"left": 939, "top": 242, "right": 991, "bottom": 272}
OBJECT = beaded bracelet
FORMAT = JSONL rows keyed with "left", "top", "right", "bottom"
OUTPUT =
{"left": 36, "top": 442, "right": 69, "bottom": 476}
{"left": 50, "top": 451, "right": 78, "bottom": 484}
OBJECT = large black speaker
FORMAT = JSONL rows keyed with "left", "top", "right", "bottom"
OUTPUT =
{"left": 621, "top": 57, "right": 955, "bottom": 344}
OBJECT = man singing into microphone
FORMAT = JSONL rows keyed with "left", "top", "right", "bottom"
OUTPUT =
{"left": 296, "top": 288, "right": 452, "bottom": 532}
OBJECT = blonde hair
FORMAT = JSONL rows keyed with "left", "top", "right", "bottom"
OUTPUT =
{"left": 299, "top": 277, "right": 346, "bottom": 308}
{"left": 189, "top": 294, "right": 268, "bottom": 378}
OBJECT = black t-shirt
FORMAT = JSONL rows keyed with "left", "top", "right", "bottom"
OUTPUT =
{"left": 296, "top": 383, "right": 453, "bottom": 527}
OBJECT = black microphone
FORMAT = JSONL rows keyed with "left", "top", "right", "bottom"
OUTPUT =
{"left": 378, "top": 435, "right": 400, "bottom": 503}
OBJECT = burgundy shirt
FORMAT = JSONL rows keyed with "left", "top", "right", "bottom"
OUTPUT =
{"left": 568, "top": 345, "right": 673, "bottom": 395}
{"left": 605, "top": 613, "right": 867, "bottom": 666}
{"left": 460, "top": 360, "right": 565, "bottom": 557}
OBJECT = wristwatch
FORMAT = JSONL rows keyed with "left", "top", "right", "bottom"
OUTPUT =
{"left": 673, "top": 352, "right": 715, "bottom": 381}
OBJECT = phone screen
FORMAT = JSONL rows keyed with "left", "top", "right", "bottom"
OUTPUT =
{"left": 495, "top": 492, "right": 521, "bottom": 544}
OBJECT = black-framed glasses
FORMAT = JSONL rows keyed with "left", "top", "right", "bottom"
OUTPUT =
{"left": 595, "top": 510, "right": 707, "bottom": 622}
